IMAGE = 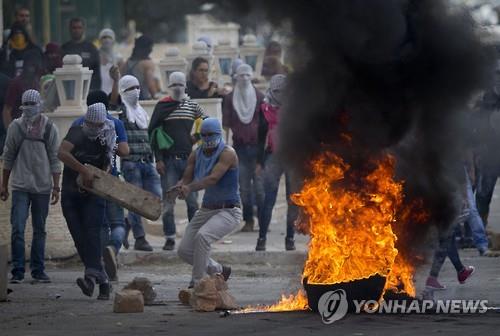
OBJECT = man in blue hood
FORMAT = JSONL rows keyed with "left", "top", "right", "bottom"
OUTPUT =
{"left": 174, "top": 118, "right": 242, "bottom": 288}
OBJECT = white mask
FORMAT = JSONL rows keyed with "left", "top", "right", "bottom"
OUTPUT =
{"left": 171, "top": 86, "right": 186, "bottom": 101}
{"left": 101, "top": 38, "right": 113, "bottom": 51}
{"left": 122, "top": 89, "right": 140, "bottom": 105}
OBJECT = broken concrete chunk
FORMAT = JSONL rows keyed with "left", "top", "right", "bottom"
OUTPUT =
{"left": 178, "top": 288, "right": 193, "bottom": 306}
{"left": 113, "top": 289, "right": 144, "bottom": 313}
{"left": 488, "top": 231, "right": 500, "bottom": 251}
{"left": 123, "top": 277, "right": 157, "bottom": 305}
{"left": 188, "top": 274, "right": 238, "bottom": 312}
{"left": 217, "top": 290, "right": 238, "bottom": 310}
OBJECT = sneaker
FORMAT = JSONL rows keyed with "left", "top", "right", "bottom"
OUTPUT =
{"left": 9, "top": 273, "right": 24, "bottom": 284}
{"left": 425, "top": 276, "right": 446, "bottom": 290}
{"left": 76, "top": 277, "right": 95, "bottom": 297}
{"left": 103, "top": 246, "right": 118, "bottom": 281}
{"left": 32, "top": 272, "right": 51, "bottom": 283}
{"left": 458, "top": 266, "right": 475, "bottom": 284}
{"left": 134, "top": 237, "right": 153, "bottom": 252}
{"left": 256, "top": 238, "right": 266, "bottom": 251}
{"left": 97, "top": 282, "right": 112, "bottom": 300}
{"left": 221, "top": 265, "right": 231, "bottom": 281}
{"left": 162, "top": 238, "right": 175, "bottom": 251}
{"left": 285, "top": 237, "right": 296, "bottom": 251}
{"left": 240, "top": 221, "right": 254, "bottom": 232}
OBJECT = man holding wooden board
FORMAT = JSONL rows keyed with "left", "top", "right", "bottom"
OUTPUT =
{"left": 58, "top": 103, "right": 116, "bottom": 300}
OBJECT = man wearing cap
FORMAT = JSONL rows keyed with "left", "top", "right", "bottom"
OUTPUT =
{"left": 1, "top": 89, "right": 61, "bottom": 284}
{"left": 149, "top": 71, "right": 206, "bottom": 251}
{"left": 176, "top": 117, "right": 242, "bottom": 287}
{"left": 98, "top": 28, "right": 123, "bottom": 95}
{"left": 58, "top": 103, "right": 115, "bottom": 300}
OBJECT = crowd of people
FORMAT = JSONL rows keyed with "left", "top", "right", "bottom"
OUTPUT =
{"left": 0, "top": 9, "right": 293, "bottom": 299}
{"left": 0, "top": 8, "right": 496, "bottom": 301}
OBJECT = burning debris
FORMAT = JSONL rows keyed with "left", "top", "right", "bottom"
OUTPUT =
{"left": 211, "top": 0, "right": 495, "bottom": 313}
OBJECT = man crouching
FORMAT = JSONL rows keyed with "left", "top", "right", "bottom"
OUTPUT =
{"left": 175, "top": 118, "right": 242, "bottom": 288}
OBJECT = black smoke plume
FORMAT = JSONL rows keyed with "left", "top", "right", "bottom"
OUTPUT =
{"left": 210, "top": 1, "right": 494, "bottom": 249}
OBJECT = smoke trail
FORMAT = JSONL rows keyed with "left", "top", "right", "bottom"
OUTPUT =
{"left": 210, "top": 0, "right": 494, "bottom": 239}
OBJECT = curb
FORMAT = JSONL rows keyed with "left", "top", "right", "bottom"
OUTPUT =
{"left": 118, "top": 250, "right": 307, "bottom": 266}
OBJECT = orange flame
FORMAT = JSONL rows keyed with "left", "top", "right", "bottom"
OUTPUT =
{"left": 240, "top": 289, "right": 309, "bottom": 313}
{"left": 293, "top": 153, "right": 408, "bottom": 286}
{"left": 243, "top": 151, "right": 417, "bottom": 313}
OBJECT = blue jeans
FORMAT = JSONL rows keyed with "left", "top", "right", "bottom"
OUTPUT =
{"left": 161, "top": 156, "right": 199, "bottom": 237}
{"left": 258, "top": 153, "right": 298, "bottom": 239}
{"left": 121, "top": 160, "right": 162, "bottom": 239}
{"left": 430, "top": 224, "right": 464, "bottom": 277}
{"left": 234, "top": 144, "right": 264, "bottom": 223}
{"left": 10, "top": 191, "right": 50, "bottom": 277}
{"left": 475, "top": 170, "right": 497, "bottom": 226}
{"left": 459, "top": 169, "right": 488, "bottom": 251}
{"left": 61, "top": 191, "right": 108, "bottom": 283}
{"left": 102, "top": 200, "right": 125, "bottom": 253}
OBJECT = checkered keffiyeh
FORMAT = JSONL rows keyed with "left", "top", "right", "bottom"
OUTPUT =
{"left": 21, "top": 89, "right": 41, "bottom": 105}
{"left": 85, "top": 103, "right": 107, "bottom": 123}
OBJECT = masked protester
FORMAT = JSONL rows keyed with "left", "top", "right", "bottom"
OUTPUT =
{"left": 0, "top": 22, "right": 43, "bottom": 78}
{"left": 176, "top": 118, "right": 242, "bottom": 288}
{"left": 148, "top": 71, "right": 207, "bottom": 251}
{"left": 255, "top": 74, "right": 299, "bottom": 251}
{"left": 98, "top": 29, "right": 123, "bottom": 95}
{"left": 58, "top": 103, "right": 115, "bottom": 300}
{"left": 114, "top": 75, "right": 160, "bottom": 252}
{"left": 71, "top": 90, "right": 129, "bottom": 280}
{"left": 1, "top": 89, "right": 61, "bottom": 284}
{"left": 3, "top": 49, "right": 44, "bottom": 129}
{"left": 222, "top": 63, "right": 266, "bottom": 233}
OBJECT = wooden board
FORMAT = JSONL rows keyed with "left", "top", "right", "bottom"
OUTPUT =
{"left": 77, "top": 164, "right": 162, "bottom": 221}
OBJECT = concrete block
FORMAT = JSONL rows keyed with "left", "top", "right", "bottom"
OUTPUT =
{"left": 123, "top": 277, "right": 157, "bottom": 305}
{"left": 113, "top": 289, "right": 144, "bottom": 313}
{"left": 217, "top": 290, "right": 238, "bottom": 310}
{"left": 0, "top": 244, "right": 7, "bottom": 301}
{"left": 489, "top": 231, "right": 500, "bottom": 251}
{"left": 178, "top": 288, "right": 193, "bottom": 305}
{"left": 77, "top": 164, "right": 161, "bottom": 221}
{"left": 191, "top": 277, "right": 218, "bottom": 312}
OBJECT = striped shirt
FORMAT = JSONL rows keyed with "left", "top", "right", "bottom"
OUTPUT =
{"left": 154, "top": 97, "right": 207, "bottom": 159}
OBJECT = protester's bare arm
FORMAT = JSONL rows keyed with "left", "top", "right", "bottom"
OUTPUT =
{"left": 183, "top": 148, "right": 236, "bottom": 194}
{"left": 2, "top": 105, "right": 12, "bottom": 129}
{"left": 181, "top": 152, "right": 196, "bottom": 186}
{"left": 109, "top": 65, "right": 120, "bottom": 106}
{"left": 144, "top": 60, "right": 158, "bottom": 98}
{"left": 116, "top": 142, "right": 130, "bottom": 157}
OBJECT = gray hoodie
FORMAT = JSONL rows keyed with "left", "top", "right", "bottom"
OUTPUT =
{"left": 2, "top": 115, "right": 61, "bottom": 194}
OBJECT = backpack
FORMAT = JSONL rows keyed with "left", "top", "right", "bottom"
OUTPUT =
{"left": 12, "top": 119, "right": 54, "bottom": 160}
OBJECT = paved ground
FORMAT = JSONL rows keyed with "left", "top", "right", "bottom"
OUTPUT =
{"left": 2, "top": 178, "right": 500, "bottom": 335}
{"left": 1, "top": 248, "right": 499, "bottom": 336}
